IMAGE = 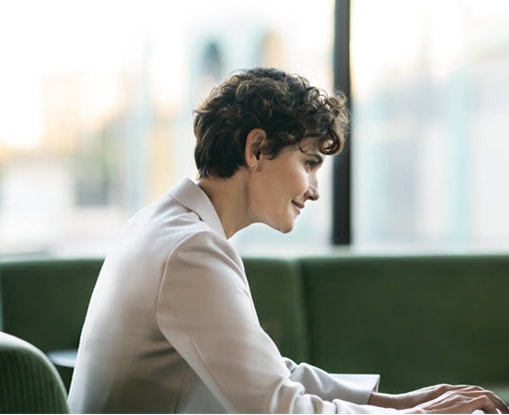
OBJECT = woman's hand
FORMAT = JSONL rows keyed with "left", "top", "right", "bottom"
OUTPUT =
{"left": 369, "top": 384, "right": 509, "bottom": 413}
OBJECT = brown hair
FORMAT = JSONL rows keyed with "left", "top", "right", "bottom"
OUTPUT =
{"left": 193, "top": 67, "right": 349, "bottom": 179}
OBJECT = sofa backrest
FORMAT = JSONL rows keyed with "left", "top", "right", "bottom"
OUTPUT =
{"left": 242, "top": 256, "right": 309, "bottom": 362}
{"left": 0, "top": 255, "right": 310, "bottom": 389}
{"left": 0, "top": 257, "right": 309, "bottom": 360}
{"left": 2, "top": 253, "right": 509, "bottom": 399}
{"left": 300, "top": 254, "right": 509, "bottom": 393}
{"left": 0, "top": 258, "right": 102, "bottom": 354}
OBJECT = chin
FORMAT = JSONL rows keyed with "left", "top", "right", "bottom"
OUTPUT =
{"left": 272, "top": 221, "right": 295, "bottom": 234}
{"left": 265, "top": 213, "right": 296, "bottom": 234}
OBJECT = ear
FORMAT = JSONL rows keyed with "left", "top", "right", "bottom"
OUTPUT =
{"left": 244, "top": 128, "right": 267, "bottom": 170}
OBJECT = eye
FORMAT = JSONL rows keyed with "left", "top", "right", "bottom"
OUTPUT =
{"left": 302, "top": 152, "right": 323, "bottom": 170}
{"left": 305, "top": 159, "right": 319, "bottom": 169}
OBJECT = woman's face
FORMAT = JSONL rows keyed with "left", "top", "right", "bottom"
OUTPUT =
{"left": 247, "top": 138, "right": 323, "bottom": 233}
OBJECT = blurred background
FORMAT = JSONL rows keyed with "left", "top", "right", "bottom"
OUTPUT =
{"left": 1, "top": 0, "right": 509, "bottom": 257}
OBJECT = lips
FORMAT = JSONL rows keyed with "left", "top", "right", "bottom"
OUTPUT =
{"left": 292, "top": 200, "right": 304, "bottom": 213}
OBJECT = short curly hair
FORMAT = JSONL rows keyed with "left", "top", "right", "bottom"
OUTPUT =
{"left": 193, "top": 67, "right": 349, "bottom": 179}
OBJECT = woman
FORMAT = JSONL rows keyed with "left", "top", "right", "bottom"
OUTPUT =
{"left": 68, "top": 68, "right": 508, "bottom": 413}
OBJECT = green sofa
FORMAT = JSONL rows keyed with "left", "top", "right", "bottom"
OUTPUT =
{"left": 1, "top": 253, "right": 508, "bottom": 404}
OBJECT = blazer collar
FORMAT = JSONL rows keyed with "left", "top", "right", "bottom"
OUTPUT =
{"left": 169, "top": 178, "right": 226, "bottom": 239}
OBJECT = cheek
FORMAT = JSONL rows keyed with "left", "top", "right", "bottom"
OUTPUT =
{"left": 275, "top": 167, "right": 308, "bottom": 199}
{"left": 292, "top": 169, "right": 310, "bottom": 194}
{"left": 274, "top": 171, "right": 305, "bottom": 199}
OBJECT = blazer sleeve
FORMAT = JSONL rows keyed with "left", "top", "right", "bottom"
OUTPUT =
{"left": 156, "top": 230, "right": 396, "bottom": 414}
{"left": 283, "top": 358, "right": 381, "bottom": 405}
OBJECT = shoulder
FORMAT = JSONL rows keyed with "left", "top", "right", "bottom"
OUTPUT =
{"left": 168, "top": 226, "right": 244, "bottom": 276}
{"left": 138, "top": 193, "right": 244, "bottom": 275}
{"left": 159, "top": 228, "right": 251, "bottom": 311}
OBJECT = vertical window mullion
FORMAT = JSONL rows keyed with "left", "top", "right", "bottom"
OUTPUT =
{"left": 332, "top": 0, "right": 352, "bottom": 245}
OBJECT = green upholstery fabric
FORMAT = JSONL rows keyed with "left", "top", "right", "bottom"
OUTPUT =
{"left": 1, "top": 254, "right": 509, "bottom": 403}
{"left": 300, "top": 254, "right": 509, "bottom": 394}
{"left": 0, "top": 256, "right": 310, "bottom": 390}
{"left": 0, "top": 259, "right": 101, "bottom": 351}
{"left": 243, "top": 256, "right": 309, "bottom": 362}
{"left": 0, "top": 258, "right": 102, "bottom": 389}
{"left": 0, "top": 331, "right": 69, "bottom": 413}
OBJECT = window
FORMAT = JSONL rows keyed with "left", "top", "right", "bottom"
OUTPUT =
{"left": 0, "top": 0, "right": 335, "bottom": 257}
{"left": 351, "top": 0, "right": 509, "bottom": 251}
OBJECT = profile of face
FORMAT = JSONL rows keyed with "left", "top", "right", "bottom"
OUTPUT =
{"left": 245, "top": 133, "right": 323, "bottom": 233}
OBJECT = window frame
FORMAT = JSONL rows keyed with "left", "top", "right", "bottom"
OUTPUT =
{"left": 332, "top": 0, "right": 352, "bottom": 245}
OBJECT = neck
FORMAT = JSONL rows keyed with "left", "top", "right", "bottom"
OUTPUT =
{"left": 197, "top": 173, "right": 251, "bottom": 239}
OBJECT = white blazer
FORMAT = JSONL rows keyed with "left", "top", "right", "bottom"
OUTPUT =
{"left": 68, "top": 178, "right": 391, "bottom": 413}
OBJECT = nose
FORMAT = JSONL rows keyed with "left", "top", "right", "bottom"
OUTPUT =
{"left": 305, "top": 181, "right": 319, "bottom": 201}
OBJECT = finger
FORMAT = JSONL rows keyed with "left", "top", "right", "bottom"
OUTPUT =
{"left": 497, "top": 403, "right": 509, "bottom": 414}
{"left": 415, "top": 390, "right": 505, "bottom": 414}
{"left": 450, "top": 390, "right": 509, "bottom": 414}
{"left": 474, "top": 394, "right": 507, "bottom": 414}
{"left": 461, "top": 387, "right": 509, "bottom": 413}
{"left": 437, "top": 385, "right": 508, "bottom": 413}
